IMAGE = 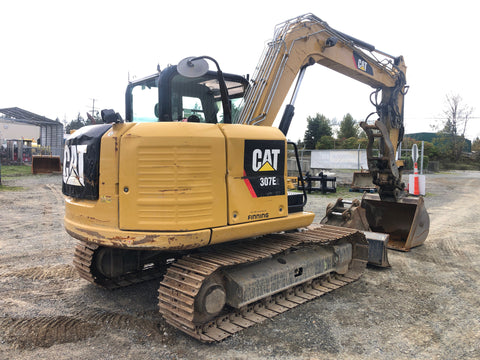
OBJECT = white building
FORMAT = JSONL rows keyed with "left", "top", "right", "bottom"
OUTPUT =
{"left": 0, "top": 107, "right": 63, "bottom": 158}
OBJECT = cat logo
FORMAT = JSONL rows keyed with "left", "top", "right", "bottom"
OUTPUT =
{"left": 357, "top": 58, "right": 368, "bottom": 71}
{"left": 252, "top": 148, "right": 281, "bottom": 172}
{"left": 63, "top": 144, "right": 87, "bottom": 187}
{"left": 353, "top": 51, "right": 373, "bottom": 76}
{"left": 243, "top": 139, "right": 285, "bottom": 198}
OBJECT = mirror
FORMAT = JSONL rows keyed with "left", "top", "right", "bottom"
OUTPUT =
{"left": 177, "top": 56, "right": 209, "bottom": 78}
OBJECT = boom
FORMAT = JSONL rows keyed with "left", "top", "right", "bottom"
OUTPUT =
{"left": 237, "top": 13, "right": 408, "bottom": 200}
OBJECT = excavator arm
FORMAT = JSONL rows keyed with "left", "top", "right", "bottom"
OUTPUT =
{"left": 236, "top": 13, "right": 407, "bottom": 200}
{"left": 237, "top": 14, "right": 428, "bottom": 253}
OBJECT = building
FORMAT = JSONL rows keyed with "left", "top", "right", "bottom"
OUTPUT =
{"left": 0, "top": 107, "right": 64, "bottom": 161}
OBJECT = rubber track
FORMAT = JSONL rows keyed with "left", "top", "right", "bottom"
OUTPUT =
{"left": 158, "top": 225, "right": 368, "bottom": 342}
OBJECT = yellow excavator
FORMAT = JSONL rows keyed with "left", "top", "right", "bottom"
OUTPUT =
{"left": 62, "top": 14, "right": 428, "bottom": 342}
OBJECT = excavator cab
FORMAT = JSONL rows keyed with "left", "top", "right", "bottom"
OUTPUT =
{"left": 125, "top": 72, "right": 247, "bottom": 124}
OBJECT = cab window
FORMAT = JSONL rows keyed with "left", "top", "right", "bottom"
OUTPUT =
{"left": 131, "top": 85, "right": 158, "bottom": 122}
{"left": 126, "top": 69, "right": 248, "bottom": 123}
{"left": 182, "top": 96, "right": 205, "bottom": 122}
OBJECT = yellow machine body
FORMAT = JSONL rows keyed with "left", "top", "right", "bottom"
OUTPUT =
{"left": 64, "top": 122, "right": 314, "bottom": 251}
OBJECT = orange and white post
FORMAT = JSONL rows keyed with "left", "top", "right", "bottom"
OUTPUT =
{"left": 408, "top": 143, "right": 425, "bottom": 196}
{"left": 413, "top": 161, "right": 420, "bottom": 195}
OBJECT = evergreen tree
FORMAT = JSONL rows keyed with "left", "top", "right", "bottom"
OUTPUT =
{"left": 316, "top": 135, "right": 335, "bottom": 149}
{"left": 65, "top": 113, "right": 86, "bottom": 133}
{"left": 472, "top": 137, "right": 480, "bottom": 152}
{"left": 338, "top": 113, "right": 358, "bottom": 139}
{"left": 303, "top": 113, "right": 332, "bottom": 149}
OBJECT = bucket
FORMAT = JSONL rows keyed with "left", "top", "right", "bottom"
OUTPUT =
{"left": 351, "top": 171, "right": 376, "bottom": 191}
{"left": 361, "top": 193, "right": 430, "bottom": 251}
{"left": 32, "top": 155, "right": 62, "bottom": 174}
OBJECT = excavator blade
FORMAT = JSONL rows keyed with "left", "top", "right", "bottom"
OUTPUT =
{"left": 320, "top": 198, "right": 390, "bottom": 267}
{"left": 361, "top": 193, "right": 430, "bottom": 251}
{"left": 362, "top": 231, "right": 390, "bottom": 267}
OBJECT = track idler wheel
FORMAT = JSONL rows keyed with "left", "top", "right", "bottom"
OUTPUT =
{"left": 193, "top": 272, "right": 226, "bottom": 324}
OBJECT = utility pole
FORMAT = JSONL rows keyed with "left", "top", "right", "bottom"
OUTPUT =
{"left": 90, "top": 98, "right": 98, "bottom": 118}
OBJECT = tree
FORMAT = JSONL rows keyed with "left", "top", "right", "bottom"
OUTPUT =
{"left": 303, "top": 113, "right": 332, "bottom": 149}
{"left": 65, "top": 113, "right": 86, "bottom": 133}
{"left": 337, "top": 113, "right": 358, "bottom": 140}
{"left": 342, "top": 137, "right": 359, "bottom": 149}
{"left": 64, "top": 111, "right": 105, "bottom": 134}
{"left": 316, "top": 135, "right": 335, "bottom": 149}
{"left": 422, "top": 141, "right": 439, "bottom": 160}
{"left": 472, "top": 137, "right": 480, "bottom": 152}
{"left": 439, "top": 94, "right": 473, "bottom": 160}
{"left": 357, "top": 136, "right": 368, "bottom": 149}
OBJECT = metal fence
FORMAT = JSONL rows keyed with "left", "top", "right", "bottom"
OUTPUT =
{"left": 2, "top": 145, "right": 63, "bottom": 164}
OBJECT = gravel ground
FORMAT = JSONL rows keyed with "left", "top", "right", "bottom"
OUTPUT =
{"left": 0, "top": 171, "right": 479, "bottom": 359}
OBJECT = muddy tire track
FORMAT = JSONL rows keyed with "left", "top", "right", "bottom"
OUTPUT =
{"left": 0, "top": 316, "right": 98, "bottom": 349}
{"left": 0, "top": 310, "right": 167, "bottom": 349}
{"left": 0, "top": 264, "right": 79, "bottom": 280}
{"left": 0, "top": 260, "right": 168, "bottom": 350}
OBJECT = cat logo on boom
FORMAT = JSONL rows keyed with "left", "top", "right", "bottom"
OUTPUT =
{"left": 243, "top": 140, "right": 285, "bottom": 197}
{"left": 353, "top": 51, "right": 374, "bottom": 76}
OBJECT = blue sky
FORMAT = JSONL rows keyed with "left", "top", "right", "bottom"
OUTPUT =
{"left": 1, "top": 0, "right": 479, "bottom": 141}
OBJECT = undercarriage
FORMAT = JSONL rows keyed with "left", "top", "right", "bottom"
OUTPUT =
{"left": 73, "top": 225, "right": 368, "bottom": 342}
